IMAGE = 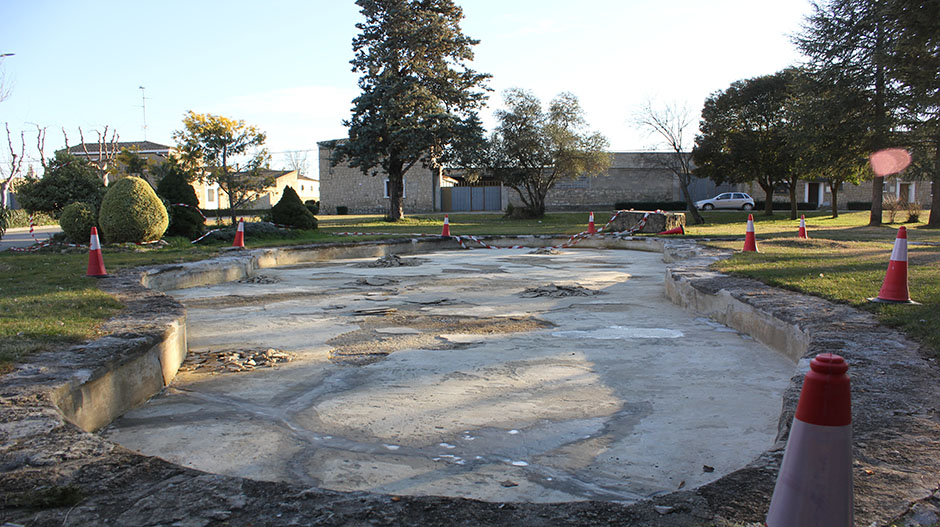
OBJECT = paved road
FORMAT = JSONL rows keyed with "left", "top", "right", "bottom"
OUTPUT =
{"left": 0, "top": 225, "right": 62, "bottom": 251}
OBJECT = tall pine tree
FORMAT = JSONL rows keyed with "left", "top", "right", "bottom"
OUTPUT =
{"left": 333, "top": 0, "right": 490, "bottom": 221}
{"left": 886, "top": 0, "right": 940, "bottom": 227}
{"left": 795, "top": 0, "right": 899, "bottom": 226}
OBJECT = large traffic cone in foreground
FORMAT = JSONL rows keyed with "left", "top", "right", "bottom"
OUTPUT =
{"left": 766, "top": 353, "right": 853, "bottom": 526}
{"left": 232, "top": 219, "right": 245, "bottom": 248}
{"left": 86, "top": 227, "right": 107, "bottom": 277}
{"left": 658, "top": 225, "right": 685, "bottom": 235}
{"left": 798, "top": 215, "right": 808, "bottom": 239}
{"left": 869, "top": 226, "right": 916, "bottom": 304}
{"left": 587, "top": 212, "right": 597, "bottom": 234}
{"left": 441, "top": 215, "right": 451, "bottom": 237}
{"left": 743, "top": 214, "right": 758, "bottom": 252}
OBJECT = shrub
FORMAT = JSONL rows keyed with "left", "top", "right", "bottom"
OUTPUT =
{"left": 883, "top": 196, "right": 902, "bottom": 223}
{"left": 5, "top": 210, "right": 56, "bottom": 228}
{"left": 98, "top": 176, "right": 169, "bottom": 243}
{"left": 59, "top": 202, "right": 98, "bottom": 244}
{"left": 754, "top": 201, "right": 818, "bottom": 211}
{"left": 154, "top": 161, "right": 204, "bottom": 239}
{"left": 848, "top": 201, "right": 872, "bottom": 210}
{"left": 906, "top": 202, "right": 921, "bottom": 223}
{"left": 504, "top": 203, "right": 542, "bottom": 219}
{"left": 336, "top": 205, "right": 349, "bottom": 215}
{"left": 271, "top": 186, "right": 318, "bottom": 229}
{"left": 304, "top": 199, "right": 320, "bottom": 215}
{"left": 14, "top": 153, "right": 105, "bottom": 217}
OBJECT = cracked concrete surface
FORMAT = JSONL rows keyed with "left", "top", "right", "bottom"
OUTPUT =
{"left": 103, "top": 248, "right": 795, "bottom": 504}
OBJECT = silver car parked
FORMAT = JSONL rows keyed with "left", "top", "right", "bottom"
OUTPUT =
{"left": 695, "top": 192, "right": 755, "bottom": 210}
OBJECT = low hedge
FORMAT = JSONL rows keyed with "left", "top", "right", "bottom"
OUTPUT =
{"left": 754, "top": 201, "right": 818, "bottom": 211}
{"left": 613, "top": 201, "right": 688, "bottom": 211}
{"left": 847, "top": 201, "right": 872, "bottom": 210}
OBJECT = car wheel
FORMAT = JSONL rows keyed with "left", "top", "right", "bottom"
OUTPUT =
{"left": 702, "top": 203, "right": 714, "bottom": 210}
{"left": 743, "top": 203, "right": 753, "bottom": 210}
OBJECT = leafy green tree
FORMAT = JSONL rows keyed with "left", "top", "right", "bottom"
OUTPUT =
{"left": 693, "top": 71, "right": 796, "bottom": 216}
{"left": 787, "top": 72, "right": 870, "bottom": 218}
{"left": 480, "top": 88, "right": 610, "bottom": 218}
{"left": 885, "top": 0, "right": 940, "bottom": 227}
{"left": 15, "top": 152, "right": 105, "bottom": 216}
{"left": 173, "top": 111, "right": 270, "bottom": 225}
{"left": 332, "top": 0, "right": 490, "bottom": 221}
{"left": 154, "top": 160, "right": 204, "bottom": 239}
{"left": 795, "top": 0, "right": 900, "bottom": 225}
{"left": 115, "top": 148, "right": 149, "bottom": 180}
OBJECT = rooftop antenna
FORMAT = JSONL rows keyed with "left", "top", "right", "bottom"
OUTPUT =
{"left": 138, "top": 86, "right": 149, "bottom": 140}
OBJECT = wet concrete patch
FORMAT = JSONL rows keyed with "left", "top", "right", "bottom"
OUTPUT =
{"left": 103, "top": 249, "right": 795, "bottom": 504}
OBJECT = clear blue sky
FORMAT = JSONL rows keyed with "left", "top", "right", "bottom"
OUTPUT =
{"left": 1, "top": 0, "right": 813, "bottom": 169}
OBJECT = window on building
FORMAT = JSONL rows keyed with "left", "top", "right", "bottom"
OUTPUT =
{"left": 208, "top": 188, "right": 216, "bottom": 203}
{"left": 384, "top": 177, "right": 405, "bottom": 198}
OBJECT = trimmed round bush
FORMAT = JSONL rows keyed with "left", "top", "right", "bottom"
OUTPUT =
{"left": 98, "top": 176, "right": 169, "bottom": 243}
{"left": 154, "top": 161, "right": 204, "bottom": 239}
{"left": 59, "top": 202, "right": 98, "bottom": 244}
{"left": 271, "top": 186, "right": 317, "bottom": 229}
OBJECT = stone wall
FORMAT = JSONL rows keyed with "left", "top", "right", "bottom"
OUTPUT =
{"left": 318, "top": 143, "right": 440, "bottom": 214}
{"left": 506, "top": 153, "right": 685, "bottom": 211}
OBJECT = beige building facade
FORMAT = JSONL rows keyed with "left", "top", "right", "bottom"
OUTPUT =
{"left": 191, "top": 169, "right": 319, "bottom": 212}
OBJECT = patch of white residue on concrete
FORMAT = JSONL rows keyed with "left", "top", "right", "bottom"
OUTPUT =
{"left": 552, "top": 326, "right": 684, "bottom": 339}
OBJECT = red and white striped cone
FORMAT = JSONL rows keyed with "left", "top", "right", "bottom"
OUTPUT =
{"left": 86, "top": 227, "right": 107, "bottom": 277}
{"left": 232, "top": 220, "right": 245, "bottom": 248}
{"left": 869, "top": 226, "right": 916, "bottom": 304}
{"left": 441, "top": 215, "right": 451, "bottom": 237}
{"left": 766, "top": 353, "right": 853, "bottom": 527}
{"left": 587, "top": 212, "right": 596, "bottom": 235}
{"left": 798, "top": 215, "right": 808, "bottom": 239}
{"left": 743, "top": 214, "right": 758, "bottom": 252}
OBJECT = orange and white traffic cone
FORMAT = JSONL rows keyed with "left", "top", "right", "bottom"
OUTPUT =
{"left": 587, "top": 212, "right": 596, "bottom": 234}
{"left": 869, "top": 226, "right": 917, "bottom": 304}
{"left": 798, "top": 215, "right": 808, "bottom": 239}
{"left": 86, "top": 227, "right": 107, "bottom": 277}
{"left": 658, "top": 225, "right": 685, "bottom": 235}
{"left": 441, "top": 215, "right": 451, "bottom": 237}
{"left": 766, "top": 353, "right": 853, "bottom": 527}
{"left": 743, "top": 214, "right": 758, "bottom": 252}
{"left": 232, "top": 219, "right": 245, "bottom": 248}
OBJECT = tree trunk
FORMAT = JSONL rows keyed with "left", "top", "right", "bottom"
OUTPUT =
{"left": 760, "top": 181, "right": 775, "bottom": 216}
{"left": 929, "top": 137, "right": 940, "bottom": 227}
{"left": 788, "top": 179, "right": 798, "bottom": 220}
{"left": 0, "top": 180, "right": 9, "bottom": 209}
{"left": 386, "top": 155, "right": 405, "bottom": 222}
{"left": 870, "top": 176, "right": 884, "bottom": 226}
{"left": 829, "top": 180, "right": 839, "bottom": 219}
{"left": 870, "top": 17, "right": 886, "bottom": 227}
{"left": 678, "top": 174, "right": 704, "bottom": 224}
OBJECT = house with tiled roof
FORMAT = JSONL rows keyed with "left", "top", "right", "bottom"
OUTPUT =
{"left": 192, "top": 168, "right": 319, "bottom": 212}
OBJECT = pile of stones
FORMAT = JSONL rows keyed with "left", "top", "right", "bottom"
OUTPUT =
{"left": 180, "top": 347, "right": 293, "bottom": 374}
{"left": 519, "top": 284, "right": 602, "bottom": 298}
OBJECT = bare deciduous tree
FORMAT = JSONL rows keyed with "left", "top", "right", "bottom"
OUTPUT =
{"left": 62, "top": 126, "right": 120, "bottom": 182}
{"left": 282, "top": 150, "right": 309, "bottom": 177}
{"left": 35, "top": 125, "right": 46, "bottom": 170}
{"left": 633, "top": 100, "right": 704, "bottom": 225}
{"left": 1, "top": 123, "right": 25, "bottom": 208}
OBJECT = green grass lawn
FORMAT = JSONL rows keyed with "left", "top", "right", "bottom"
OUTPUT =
{"left": 1, "top": 209, "right": 937, "bottom": 372}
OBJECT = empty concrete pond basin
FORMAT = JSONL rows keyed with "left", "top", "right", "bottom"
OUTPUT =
{"left": 102, "top": 248, "right": 795, "bottom": 503}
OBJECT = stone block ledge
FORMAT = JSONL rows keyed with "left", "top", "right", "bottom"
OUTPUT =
{"left": 1, "top": 238, "right": 938, "bottom": 526}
